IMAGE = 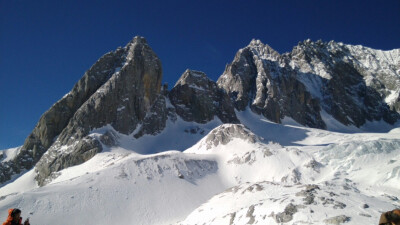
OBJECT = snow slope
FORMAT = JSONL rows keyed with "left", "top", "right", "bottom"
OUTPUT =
{"left": 0, "top": 109, "right": 399, "bottom": 225}
{"left": 180, "top": 181, "right": 396, "bottom": 225}
{"left": 0, "top": 147, "right": 20, "bottom": 163}
{"left": 0, "top": 150, "right": 227, "bottom": 225}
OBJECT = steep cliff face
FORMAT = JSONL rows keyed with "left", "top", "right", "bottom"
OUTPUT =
{"left": 345, "top": 45, "right": 400, "bottom": 112}
{"left": 0, "top": 42, "right": 128, "bottom": 184}
{"left": 133, "top": 89, "right": 177, "bottom": 139}
{"left": 218, "top": 39, "right": 399, "bottom": 129}
{"left": 169, "top": 69, "right": 239, "bottom": 124}
{"left": 31, "top": 37, "right": 162, "bottom": 185}
{"left": 291, "top": 40, "right": 400, "bottom": 126}
{"left": 217, "top": 40, "right": 325, "bottom": 128}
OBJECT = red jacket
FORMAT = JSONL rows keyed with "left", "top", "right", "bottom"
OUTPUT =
{"left": 2, "top": 209, "right": 22, "bottom": 225}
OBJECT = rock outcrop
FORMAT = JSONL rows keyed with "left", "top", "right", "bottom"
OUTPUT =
{"left": 0, "top": 42, "right": 128, "bottom": 183}
{"left": 291, "top": 40, "right": 399, "bottom": 126}
{"left": 218, "top": 39, "right": 400, "bottom": 128}
{"left": 217, "top": 40, "right": 326, "bottom": 128}
{"left": 169, "top": 69, "right": 239, "bottom": 124}
{"left": 133, "top": 89, "right": 177, "bottom": 139}
{"left": 33, "top": 36, "right": 162, "bottom": 185}
{"left": 197, "top": 124, "right": 260, "bottom": 150}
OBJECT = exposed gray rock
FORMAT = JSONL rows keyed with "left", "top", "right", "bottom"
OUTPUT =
{"left": 228, "top": 150, "right": 257, "bottom": 165}
{"left": 229, "top": 212, "right": 236, "bottom": 225}
{"left": 319, "top": 197, "right": 347, "bottom": 209}
{"left": 218, "top": 39, "right": 400, "bottom": 129}
{"left": 383, "top": 194, "right": 399, "bottom": 202}
{"left": 281, "top": 169, "right": 302, "bottom": 184}
{"left": 345, "top": 44, "right": 400, "bottom": 113}
{"left": 323, "top": 215, "right": 351, "bottom": 224}
{"left": 291, "top": 40, "right": 399, "bottom": 126}
{"left": 217, "top": 40, "right": 326, "bottom": 128}
{"left": 333, "top": 201, "right": 347, "bottom": 209}
{"left": 35, "top": 36, "right": 162, "bottom": 186}
{"left": 246, "top": 205, "right": 256, "bottom": 224}
{"left": 100, "top": 130, "right": 119, "bottom": 147}
{"left": 243, "top": 183, "right": 264, "bottom": 193}
{"left": 169, "top": 69, "right": 239, "bottom": 124}
{"left": 295, "top": 184, "right": 320, "bottom": 205}
{"left": 0, "top": 46, "right": 127, "bottom": 183}
{"left": 133, "top": 154, "right": 218, "bottom": 182}
{"left": 273, "top": 203, "right": 298, "bottom": 223}
{"left": 263, "top": 148, "right": 273, "bottom": 157}
{"left": 0, "top": 161, "right": 19, "bottom": 184}
{"left": 304, "top": 159, "right": 323, "bottom": 173}
{"left": 198, "top": 124, "right": 260, "bottom": 150}
{"left": 24, "top": 47, "right": 127, "bottom": 153}
{"left": 134, "top": 94, "right": 173, "bottom": 139}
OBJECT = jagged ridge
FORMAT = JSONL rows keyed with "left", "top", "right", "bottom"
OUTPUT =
{"left": 1, "top": 37, "right": 399, "bottom": 187}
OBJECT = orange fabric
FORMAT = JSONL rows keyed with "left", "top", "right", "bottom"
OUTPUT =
{"left": 2, "top": 209, "right": 14, "bottom": 225}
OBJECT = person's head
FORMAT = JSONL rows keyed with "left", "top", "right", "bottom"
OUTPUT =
{"left": 388, "top": 209, "right": 400, "bottom": 225}
{"left": 10, "top": 208, "right": 21, "bottom": 222}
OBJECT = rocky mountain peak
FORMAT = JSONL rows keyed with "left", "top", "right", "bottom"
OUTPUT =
{"left": 219, "top": 38, "right": 399, "bottom": 129}
{"left": 129, "top": 35, "right": 147, "bottom": 44}
{"left": 197, "top": 124, "right": 261, "bottom": 150}
{"left": 288, "top": 39, "right": 400, "bottom": 126}
{"left": 30, "top": 36, "right": 162, "bottom": 185}
{"left": 247, "top": 39, "right": 280, "bottom": 61}
{"left": 218, "top": 39, "right": 325, "bottom": 128}
{"left": 124, "top": 36, "right": 149, "bottom": 58}
{"left": 123, "top": 36, "right": 149, "bottom": 53}
{"left": 174, "top": 69, "right": 213, "bottom": 88}
{"left": 169, "top": 69, "right": 239, "bottom": 124}
{"left": 291, "top": 39, "right": 342, "bottom": 62}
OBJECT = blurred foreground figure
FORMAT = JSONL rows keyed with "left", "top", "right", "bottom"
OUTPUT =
{"left": 379, "top": 209, "right": 400, "bottom": 225}
{"left": 2, "top": 209, "right": 30, "bottom": 225}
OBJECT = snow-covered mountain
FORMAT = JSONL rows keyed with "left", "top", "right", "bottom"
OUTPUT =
{"left": 0, "top": 37, "right": 399, "bottom": 225}
{"left": 218, "top": 39, "right": 400, "bottom": 129}
{"left": 1, "top": 112, "right": 399, "bottom": 224}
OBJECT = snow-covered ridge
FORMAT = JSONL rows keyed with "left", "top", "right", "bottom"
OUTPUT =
{"left": 174, "top": 69, "right": 214, "bottom": 88}
{"left": 316, "top": 139, "right": 400, "bottom": 191}
{"left": 247, "top": 39, "right": 400, "bottom": 105}
{"left": 186, "top": 124, "right": 261, "bottom": 152}
{"left": 295, "top": 41, "right": 400, "bottom": 109}
{"left": 247, "top": 39, "right": 281, "bottom": 62}
{"left": 0, "top": 147, "right": 20, "bottom": 163}
{"left": 180, "top": 180, "right": 395, "bottom": 225}
{"left": 0, "top": 150, "right": 225, "bottom": 225}
{"left": 1, "top": 110, "right": 400, "bottom": 224}
{"left": 346, "top": 44, "right": 400, "bottom": 69}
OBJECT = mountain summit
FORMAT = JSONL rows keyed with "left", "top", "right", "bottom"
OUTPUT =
{"left": 218, "top": 39, "right": 400, "bottom": 129}
{"left": 0, "top": 36, "right": 162, "bottom": 185}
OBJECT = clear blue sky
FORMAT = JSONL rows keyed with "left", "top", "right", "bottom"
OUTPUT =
{"left": 1, "top": 0, "right": 399, "bottom": 149}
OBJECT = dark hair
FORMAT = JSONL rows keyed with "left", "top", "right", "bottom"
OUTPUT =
{"left": 387, "top": 210, "right": 400, "bottom": 223}
{"left": 11, "top": 208, "right": 21, "bottom": 217}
